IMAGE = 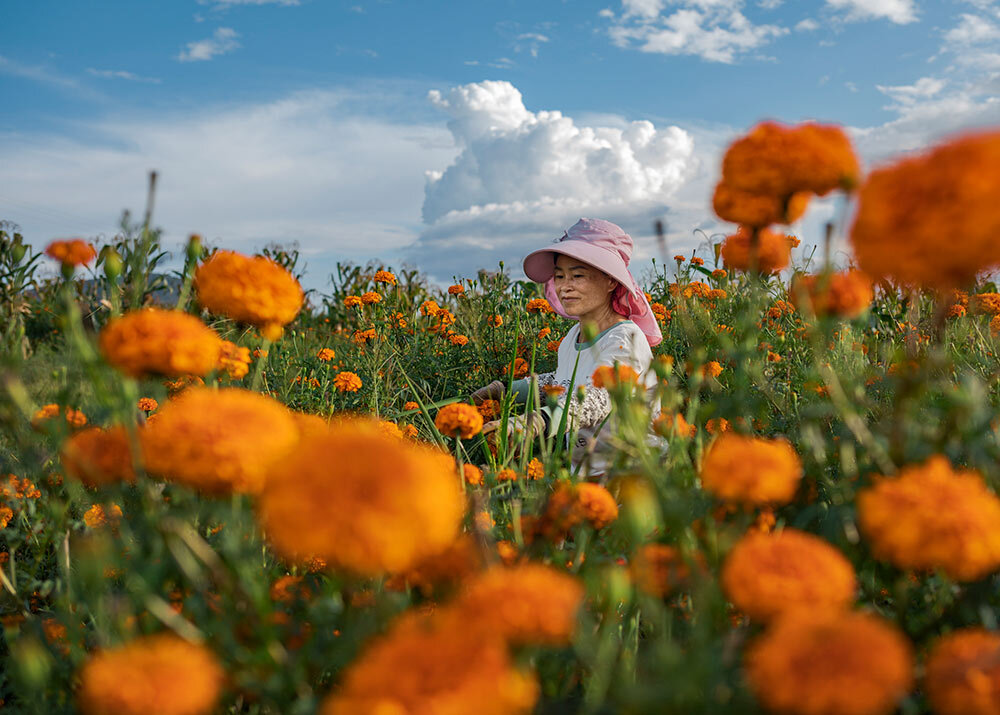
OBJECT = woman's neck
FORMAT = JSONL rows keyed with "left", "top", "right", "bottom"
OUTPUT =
{"left": 576, "top": 303, "right": 626, "bottom": 342}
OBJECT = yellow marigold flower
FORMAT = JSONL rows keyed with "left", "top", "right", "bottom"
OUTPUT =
{"left": 194, "top": 250, "right": 303, "bottom": 341}
{"left": 857, "top": 456, "right": 1000, "bottom": 581}
{"left": 526, "top": 298, "right": 553, "bottom": 314}
{"left": 526, "top": 458, "right": 544, "bottom": 480}
{"left": 702, "top": 361, "right": 724, "bottom": 378}
{"left": 851, "top": 130, "right": 1000, "bottom": 291}
{"left": 745, "top": 610, "right": 913, "bottom": 715}
{"left": 77, "top": 633, "right": 224, "bottom": 715}
{"left": 497, "top": 468, "right": 517, "bottom": 482}
{"left": 487, "top": 314, "right": 503, "bottom": 327}
{"left": 721, "top": 226, "right": 792, "bottom": 274}
{"left": 713, "top": 181, "right": 812, "bottom": 227}
{"left": 925, "top": 628, "right": 1000, "bottom": 715}
{"left": 99, "top": 308, "right": 222, "bottom": 378}
{"left": 83, "top": 503, "right": 122, "bottom": 529}
{"left": 449, "top": 333, "right": 469, "bottom": 346}
{"left": 700, "top": 433, "right": 802, "bottom": 505}
{"left": 141, "top": 387, "right": 300, "bottom": 495}
{"left": 45, "top": 238, "right": 97, "bottom": 267}
{"left": 217, "top": 340, "right": 250, "bottom": 380}
{"left": 464, "top": 463, "right": 483, "bottom": 486}
{"left": 321, "top": 609, "right": 538, "bottom": 715}
{"left": 448, "top": 283, "right": 465, "bottom": 295}
{"left": 316, "top": 347, "right": 336, "bottom": 362}
{"left": 972, "top": 292, "right": 1000, "bottom": 316}
{"left": 790, "top": 271, "right": 874, "bottom": 319}
{"left": 653, "top": 412, "right": 696, "bottom": 439}
{"left": 591, "top": 364, "right": 639, "bottom": 388}
{"left": 344, "top": 295, "right": 362, "bottom": 308}
{"left": 722, "top": 120, "right": 860, "bottom": 198}
{"left": 535, "top": 482, "right": 618, "bottom": 541}
{"left": 258, "top": 420, "right": 464, "bottom": 575}
{"left": 453, "top": 564, "right": 584, "bottom": 647}
{"left": 61, "top": 426, "right": 137, "bottom": 487}
{"left": 32, "top": 403, "right": 88, "bottom": 430}
{"left": 722, "top": 529, "right": 856, "bottom": 622}
{"left": 630, "top": 544, "right": 700, "bottom": 598}
{"left": 435, "top": 403, "right": 484, "bottom": 439}
{"left": 360, "top": 291, "right": 381, "bottom": 305}
{"left": 333, "top": 371, "right": 363, "bottom": 392}
{"left": 373, "top": 269, "right": 397, "bottom": 285}
{"left": 420, "top": 300, "right": 441, "bottom": 316}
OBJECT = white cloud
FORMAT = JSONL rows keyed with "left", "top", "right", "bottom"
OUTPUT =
{"left": 0, "top": 89, "right": 457, "bottom": 289}
{"left": 86, "top": 68, "right": 161, "bottom": 84}
{"left": 824, "top": 0, "right": 917, "bottom": 24}
{"left": 604, "top": 0, "right": 789, "bottom": 63}
{"left": 795, "top": 18, "right": 820, "bottom": 31}
{"left": 758, "top": 0, "right": 783, "bottom": 8}
{"left": 409, "top": 81, "right": 696, "bottom": 277}
{"left": 876, "top": 76, "right": 946, "bottom": 105}
{"left": 0, "top": 55, "right": 100, "bottom": 99}
{"left": 514, "top": 32, "right": 550, "bottom": 58}
{"left": 177, "top": 27, "right": 241, "bottom": 62}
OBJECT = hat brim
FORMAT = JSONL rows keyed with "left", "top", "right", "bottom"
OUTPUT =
{"left": 523, "top": 242, "right": 637, "bottom": 296}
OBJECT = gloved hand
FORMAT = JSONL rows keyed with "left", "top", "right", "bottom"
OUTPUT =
{"left": 471, "top": 380, "right": 505, "bottom": 405}
{"left": 482, "top": 412, "right": 547, "bottom": 454}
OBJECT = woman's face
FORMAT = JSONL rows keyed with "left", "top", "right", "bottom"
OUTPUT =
{"left": 552, "top": 254, "right": 617, "bottom": 317}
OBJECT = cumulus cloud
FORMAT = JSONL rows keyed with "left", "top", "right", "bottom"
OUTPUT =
{"left": 603, "top": 0, "right": 788, "bottom": 63}
{"left": 177, "top": 27, "right": 241, "bottom": 62}
{"left": 795, "top": 18, "right": 820, "bottom": 31}
{"left": 407, "top": 81, "right": 697, "bottom": 277}
{"left": 824, "top": 0, "right": 918, "bottom": 24}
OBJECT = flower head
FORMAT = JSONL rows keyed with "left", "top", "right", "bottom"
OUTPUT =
{"left": 630, "top": 544, "right": 700, "bottom": 598}
{"left": 857, "top": 456, "right": 1000, "bottom": 581}
{"left": 45, "top": 239, "right": 96, "bottom": 267}
{"left": 531, "top": 482, "right": 618, "bottom": 542}
{"left": 333, "top": 371, "right": 363, "bottom": 392}
{"left": 317, "top": 348, "right": 336, "bottom": 362}
{"left": 722, "top": 529, "right": 856, "bottom": 622}
{"left": 700, "top": 434, "right": 802, "bottom": 505}
{"left": 449, "top": 333, "right": 469, "bottom": 346}
{"left": 526, "top": 298, "right": 553, "bottom": 314}
{"left": 745, "top": 610, "right": 913, "bottom": 715}
{"left": 194, "top": 250, "right": 303, "bottom": 341}
{"left": 141, "top": 387, "right": 300, "bottom": 495}
{"left": 372, "top": 269, "right": 397, "bottom": 285}
{"left": 217, "top": 340, "right": 251, "bottom": 380}
{"left": 32, "top": 404, "right": 88, "bottom": 430}
{"left": 344, "top": 295, "right": 362, "bottom": 309}
{"left": 258, "top": 419, "right": 464, "bottom": 575}
{"left": 713, "top": 182, "right": 812, "bottom": 227}
{"left": 435, "top": 403, "right": 484, "bottom": 439}
{"left": 790, "top": 271, "right": 874, "bottom": 319}
{"left": 62, "top": 426, "right": 137, "bottom": 487}
{"left": 77, "top": 633, "right": 224, "bottom": 715}
{"left": 448, "top": 284, "right": 465, "bottom": 295}
{"left": 99, "top": 308, "right": 222, "bottom": 379}
{"left": 591, "top": 364, "right": 639, "bottom": 389}
{"left": 721, "top": 227, "right": 792, "bottom": 274}
{"left": 360, "top": 291, "right": 381, "bottom": 305}
{"left": 925, "top": 628, "right": 1000, "bottom": 715}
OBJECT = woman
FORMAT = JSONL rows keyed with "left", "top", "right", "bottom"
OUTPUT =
{"left": 472, "top": 218, "right": 664, "bottom": 480}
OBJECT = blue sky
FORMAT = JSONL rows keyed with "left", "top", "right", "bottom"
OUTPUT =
{"left": 2, "top": 0, "right": 998, "bottom": 288}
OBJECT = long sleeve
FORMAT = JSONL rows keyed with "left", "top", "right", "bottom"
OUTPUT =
{"left": 509, "top": 372, "right": 556, "bottom": 405}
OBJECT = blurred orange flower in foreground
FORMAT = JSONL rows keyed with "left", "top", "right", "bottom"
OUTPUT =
{"left": 720, "top": 227, "right": 792, "bottom": 275}
{"left": 924, "top": 628, "right": 1000, "bottom": 715}
{"left": 700, "top": 434, "right": 802, "bottom": 506}
{"left": 45, "top": 239, "right": 97, "bottom": 267}
{"left": 99, "top": 308, "right": 222, "bottom": 379}
{"left": 62, "top": 426, "right": 137, "bottom": 488}
{"left": 790, "top": 270, "right": 874, "bottom": 319}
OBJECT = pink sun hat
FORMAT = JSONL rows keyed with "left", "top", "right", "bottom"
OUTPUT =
{"left": 523, "top": 218, "right": 663, "bottom": 347}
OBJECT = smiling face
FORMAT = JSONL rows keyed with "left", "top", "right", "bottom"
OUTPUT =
{"left": 552, "top": 253, "right": 619, "bottom": 318}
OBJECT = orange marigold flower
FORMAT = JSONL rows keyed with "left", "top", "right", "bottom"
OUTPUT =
{"left": 591, "top": 364, "right": 639, "bottom": 388}
{"left": 385, "top": 534, "right": 483, "bottom": 596}
{"left": 857, "top": 456, "right": 1000, "bottom": 581}
{"left": 722, "top": 120, "right": 860, "bottom": 198}
{"left": 344, "top": 295, "right": 363, "bottom": 309}
{"left": 712, "top": 268, "right": 728, "bottom": 279}
{"left": 464, "top": 463, "right": 483, "bottom": 486}
{"left": 258, "top": 420, "right": 464, "bottom": 574}
{"left": 698, "top": 361, "right": 724, "bottom": 379}
{"left": 650, "top": 302, "right": 668, "bottom": 319}
{"left": 487, "top": 314, "right": 503, "bottom": 327}
{"left": 141, "top": 387, "right": 299, "bottom": 495}
{"left": 496, "top": 468, "right": 517, "bottom": 482}
{"left": 434, "top": 403, "right": 484, "bottom": 439}
{"left": 290, "top": 411, "right": 330, "bottom": 440}
{"left": 137, "top": 397, "right": 158, "bottom": 412}
{"left": 972, "top": 292, "right": 1000, "bottom": 316}
{"left": 403, "top": 400, "right": 419, "bottom": 411}
{"left": 745, "top": 610, "right": 913, "bottom": 715}
{"left": 766, "top": 350, "right": 782, "bottom": 363}
{"left": 420, "top": 300, "right": 441, "bottom": 316}
{"left": 713, "top": 181, "right": 812, "bottom": 227}
{"left": 630, "top": 544, "right": 700, "bottom": 598}
{"left": 449, "top": 333, "right": 469, "bottom": 346}
{"left": 372, "top": 269, "right": 397, "bottom": 285}
{"left": 270, "top": 574, "right": 311, "bottom": 603}
{"left": 722, "top": 529, "right": 856, "bottom": 622}
{"left": 537, "top": 327, "right": 552, "bottom": 339}
{"left": 503, "top": 357, "right": 529, "bottom": 379}
{"left": 45, "top": 239, "right": 97, "bottom": 267}
{"left": 316, "top": 348, "right": 336, "bottom": 362}
{"left": 401, "top": 423, "right": 418, "bottom": 439}
{"left": 163, "top": 375, "right": 204, "bottom": 396}
{"left": 477, "top": 399, "right": 501, "bottom": 419}
{"left": 333, "top": 371, "right": 363, "bottom": 392}
{"left": 925, "top": 628, "right": 1000, "bottom": 715}
{"left": 526, "top": 458, "right": 544, "bottom": 480}
{"left": 448, "top": 283, "right": 465, "bottom": 295}
{"left": 653, "top": 412, "right": 696, "bottom": 439}
{"left": 851, "top": 130, "right": 1000, "bottom": 291}
{"left": 721, "top": 226, "right": 792, "bottom": 274}
{"left": 690, "top": 257, "right": 705, "bottom": 266}
{"left": 32, "top": 403, "right": 88, "bottom": 430}
{"left": 536, "top": 482, "right": 619, "bottom": 541}
{"left": 674, "top": 255, "right": 686, "bottom": 261}
{"left": 542, "top": 384, "right": 566, "bottom": 399}
{"left": 704, "top": 417, "right": 731, "bottom": 435}
{"left": 526, "top": 298, "right": 553, "bottom": 314}
{"left": 217, "top": 340, "right": 250, "bottom": 380}
{"left": 453, "top": 564, "right": 584, "bottom": 647}
{"left": 320, "top": 609, "right": 538, "bottom": 715}
{"left": 99, "top": 308, "right": 222, "bottom": 378}
{"left": 547, "top": 339, "right": 561, "bottom": 352}
{"left": 194, "top": 250, "right": 303, "bottom": 341}
{"left": 83, "top": 503, "right": 123, "bottom": 529}
{"left": 708, "top": 288, "right": 727, "bottom": 300}
{"left": 360, "top": 291, "right": 381, "bottom": 305}
{"left": 790, "top": 271, "right": 874, "bottom": 319}
{"left": 352, "top": 328, "right": 377, "bottom": 345}
{"left": 76, "top": 633, "right": 225, "bottom": 715}
{"left": 62, "top": 426, "right": 137, "bottom": 487}
{"left": 700, "top": 433, "right": 802, "bottom": 505}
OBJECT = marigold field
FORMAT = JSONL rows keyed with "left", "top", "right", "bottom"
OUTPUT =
{"left": 3, "top": 123, "right": 1000, "bottom": 714}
